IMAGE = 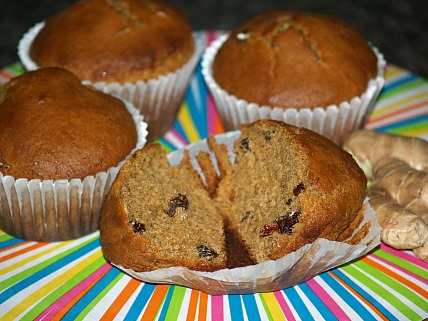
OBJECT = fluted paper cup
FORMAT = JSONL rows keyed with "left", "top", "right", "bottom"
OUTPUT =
{"left": 110, "top": 131, "right": 381, "bottom": 295}
{"left": 18, "top": 21, "right": 203, "bottom": 142}
{"left": 0, "top": 101, "right": 148, "bottom": 242}
{"left": 201, "top": 34, "right": 386, "bottom": 145}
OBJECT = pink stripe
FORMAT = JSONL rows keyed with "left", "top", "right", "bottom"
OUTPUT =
{"left": 206, "top": 30, "right": 219, "bottom": 46}
{"left": 306, "top": 278, "right": 351, "bottom": 321}
{"left": 34, "top": 263, "right": 111, "bottom": 321}
{"left": 379, "top": 243, "right": 428, "bottom": 269}
{"left": 274, "top": 290, "right": 296, "bottom": 321}
{"left": 211, "top": 295, "right": 224, "bottom": 321}
{"left": 168, "top": 128, "right": 189, "bottom": 146}
{"left": 371, "top": 252, "right": 428, "bottom": 285}
{"left": 207, "top": 89, "right": 218, "bottom": 135}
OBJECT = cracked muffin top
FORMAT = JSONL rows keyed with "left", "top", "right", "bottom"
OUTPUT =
{"left": 29, "top": 0, "right": 195, "bottom": 83}
{"left": 212, "top": 11, "right": 378, "bottom": 109}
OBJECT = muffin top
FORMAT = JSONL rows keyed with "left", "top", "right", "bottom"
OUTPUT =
{"left": 29, "top": 0, "right": 195, "bottom": 83}
{"left": 0, "top": 67, "right": 138, "bottom": 180}
{"left": 213, "top": 11, "right": 378, "bottom": 109}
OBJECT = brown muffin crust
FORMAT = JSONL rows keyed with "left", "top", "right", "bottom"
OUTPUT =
{"left": 213, "top": 11, "right": 378, "bottom": 108}
{"left": 0, "top": 67, "right": 137, "bottom": 180}
{"left": 30, "top": 0, "right": 195, "bottom": 83}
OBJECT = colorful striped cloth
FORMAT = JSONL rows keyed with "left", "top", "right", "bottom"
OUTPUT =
{"left": 1, "top": 31, "right": 427, "bottom": 321}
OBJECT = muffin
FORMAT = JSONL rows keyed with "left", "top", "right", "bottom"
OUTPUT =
{"left": 202, "top": 11, "right": 386, "bottom": 144}
{"left": 18, "top": 0, "right": 201, "bottom": 142}
{"left": 99, "top": 120, "right": 368, "bottom": 274}
{"left": 0, "top": 67, "right": 147, "bottom": 242}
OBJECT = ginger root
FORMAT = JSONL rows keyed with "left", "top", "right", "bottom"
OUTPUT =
{"left": 343, "top": 130, "right": 428, "bottom": 261}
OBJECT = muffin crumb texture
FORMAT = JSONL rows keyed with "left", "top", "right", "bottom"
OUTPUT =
{"left": 100, "top": 120, "right": 367, "bottom": 272}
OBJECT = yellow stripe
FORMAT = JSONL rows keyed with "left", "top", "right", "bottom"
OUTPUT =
{"left": 0, "top": 242, "right": 70, "bottom": 275}
{"left": 371, "top": 91, "right": 427, "bottom": 117}
{"left": 2, "top": 249, "right": 102, "bottom": 320}
{"left": 261, "top": 292, "right": 287, "bottom": 321}
{"left": 384, "top": 65, "right": 402, "bottom": 81}
{"left": 177, "top": 102, "right": 200, "bottom": 143}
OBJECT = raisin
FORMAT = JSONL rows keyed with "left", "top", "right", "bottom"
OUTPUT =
{"left": 286, "top": 198, "right": 292, "bottom": 205}
{"left": 164, "top": 194, "right": 189, "bottom": 217}
{"left": 129, "top": 219, "right": 145, "bottom": 234}
{"left": 260, "top": 211, "right": 301, "bottom": 236}
{"left": 264, "top": 130, "right": 275, "bottom": 142}
{"left": 196, "top": 245, "right": 218, "bottom": 260}
{"left": 275, "top": 211, "right": 301, "bottom": 235}
{"left": 260, "top": 224, "right": 278, "bottom": 236}
{"left": 240, "top": 137, "right": 251, "bottom": 152}
{"left": 293, "top": 183, "right": 305, "bottom": 196}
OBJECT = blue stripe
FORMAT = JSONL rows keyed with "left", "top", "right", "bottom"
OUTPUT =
{"left": 374, "top": 113, "right": 428, "bottom": 133}
{"left": 242, "top": 294, "right": 261, "bottom": 321}
{"left": 283, "top": 286, "right": 314, "bottom": 319}
{"left": 228, "top": 294, "right": 244, "bottom": 321}
{"left": 62, "top": 266, "right": 122, "bottom": 321}
{"left": 298, "top": 282, "right": 337, "bottom": 320}
{"left": 0, "top": 237, "right": 24, "bottom": 250}
{"left": 157, "top": 137, "right": 178, "bottom": 152}
{"left": 381, "top": 73, "right": 417, "bottom": 94}
{"left": 124, "top": 283, "right": 157, "bottom": 321}
{"left": 172, "top": 118, "right": 190, "bottom": 145}
{"left": 319, "top": 272, "right": 377, "bottom": 320}
{"left": 186, "top": 63, "right": 208, "bottom": 139}
{"left": 0, "top": 238, "right": 100, "bottom": 304}
{"left": 333, "top": 269, "right": 398, "bottom": 321}
{"left": 157, "top": 285, "right": 175, "bottom": 320}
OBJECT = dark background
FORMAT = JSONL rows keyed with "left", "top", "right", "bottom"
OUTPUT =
{"left": 0, "top": 0, "right": 427, "bottom": 79}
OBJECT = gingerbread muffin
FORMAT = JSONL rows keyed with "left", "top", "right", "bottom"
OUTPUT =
{"left": 19, "top": 0, "right": 201, "bottom": 142}
{"left": 0, "top": 67, "right": 147, "bottom": 241}
{"left": 99, "top": 120, "right": 368, "bottom": 274}
{"left": 202, "top": 11, "right": 385, "bottom": 144}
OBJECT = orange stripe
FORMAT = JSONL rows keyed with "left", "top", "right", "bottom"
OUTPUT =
{"left": 361, "top": 256, "right": 428, "bottom": 298}
{"left": 186, "top": 289, "right": 200, "bottom": 321}
{"left": 329, "top": 271, "right": 389, "bottom": 321}
{"left": 0, "top": 70, "right": 13, "bottom": 79}
{"left": 368, "top": 99, "right": 428, "bottom": 124}
{"left": 50, "top": 268, "right": 110, "bottom": 321}
{"left": 101, "top": 278, "right": 141, "bottom": 320}
{"left": 197, "top": 291, "right": 208, "bottom": 321}
{"left": 0, "top": 242, "right": 46, "bottom": 262}
{"left": 140, "top": 284, "right": 170, "bottom": 321}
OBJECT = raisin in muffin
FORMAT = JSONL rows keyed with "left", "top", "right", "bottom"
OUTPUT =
{"left": 19, "top": 0, "right": 200, "bottom": 142}
{"left": 202, "top": 11, "right": 385, "bottom": 144}
{"left": 0, "top": 67, "right": 147, "bottom": 241}
{"left": 99, "top": 119, "right": 367, "bottom": 273}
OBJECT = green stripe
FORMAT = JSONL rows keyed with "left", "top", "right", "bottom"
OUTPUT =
{"left": 378, "top": 78, "right": 426, "bottom": 101}
{"left": 341, "top": 264, "right": 423, "bottom": 320}
{"left": 0, "top": 234, "right": 99, "bottom": 291}
{"left": 21, "top": 255, "right": 106, "bottom": 320}
{"left": 0, "top": 233, "right": 14, "bottom": 242}
{"left": 372, "top": 248, "right": 428, "bottom": 280}
{"left": 258, "top": 293, "right": 275, "bottom": 321}
{"left": 4, "top": 63, "right": 25, "bottom": 76}
{"left": 164, "top": 286, "right": 187, "bottom": 320}
{"left": 385, "top": 119, "right": 428, "bottom": 136}
{"left": 75, "top": 271, "right": 125, "bottom": 321}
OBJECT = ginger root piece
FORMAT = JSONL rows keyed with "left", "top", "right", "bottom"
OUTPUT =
{"left": 343, "top": 130, "right": 428, "bottom": 261}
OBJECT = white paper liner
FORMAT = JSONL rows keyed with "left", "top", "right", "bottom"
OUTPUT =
{"left": 0, "top": 100, "right": 148, "bottom": 242}
{"left": 112, "top": 130, "right": 381, "bottom": 295}
{"left": 201, "top": 34, "right": 386, "bottom": 145}
{"left": 18, "top": 21, "right": 203, "bottom": 142}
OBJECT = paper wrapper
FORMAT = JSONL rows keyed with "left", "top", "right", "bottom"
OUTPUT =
{"left": 201, "top": 34, "right": 386, "bottom": 145}
{"left": 0, "top": 101, "right": 148, "bottom": 242}
{"left": 18, "top": 21, "right": 203, "bottom": 142}
{"left": 112, "top": 131, "right": 381, "bottom": 295}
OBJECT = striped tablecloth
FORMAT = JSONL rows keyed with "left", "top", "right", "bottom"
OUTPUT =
{"left": 1, "top": 31, "right": 427, "bottom": 321}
